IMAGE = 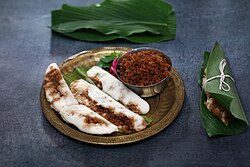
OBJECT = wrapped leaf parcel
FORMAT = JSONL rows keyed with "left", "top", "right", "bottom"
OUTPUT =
{"left": 51, "top": 0, "right": 176, "bottom": 43}
{"left": 198, "top": 42, "right": 248, "bottom": 137}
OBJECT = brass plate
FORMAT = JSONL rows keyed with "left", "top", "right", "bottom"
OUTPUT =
{"left": 40, "top": 47, "right": 185, "bottom": 145}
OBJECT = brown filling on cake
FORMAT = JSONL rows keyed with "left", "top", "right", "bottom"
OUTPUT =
{"left": 204, "top": 93, "right": 233, "bottom": 125}
{"left": 203, "top": 69, "right": 233, "bottom": 125}
{"left": 89, "top": 75, "right": 103, "bottom": 90}
{"left": 84, "top": 115, "right": 108, "bottom": 126}
{"left": 124, "top": 103, "right": 140, "bottom": 115}
{"left": 44, "top": 68, "right": 67, "bottom": 102}
{"left": 71, "top": 86, "right": 135, "bottom": 133}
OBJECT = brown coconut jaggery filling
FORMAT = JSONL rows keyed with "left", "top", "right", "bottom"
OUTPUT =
{"left": 69, "top": 109, "right": 108, "bottom": 126}
{"left": 90, "top": 76, "right": 142, "bottom": 114}
{"left": 89, "top": 76, "right": 103, "bottom": 90}
{"left": 44, "top": 68, "right": 67, "bottom": 102}
{"left": 117, "top": 50, "right": 171, "bottom": 86}
{"left": 204, "top": 93, "right": 233, "bottom": 125}
{"left": 84, "top": 115, "right": 108, "bottom": 125}
{"left": 70, "top": 87, "right": 135, "bottom": 133}
{"left": 93, "top": 105, "right": 134, "bottom": 133}
{"left": 124, "top": 103, "right": 140, "bottom": 115}
{"left": 203, "top": 69, "right": 233, "bottom": 125}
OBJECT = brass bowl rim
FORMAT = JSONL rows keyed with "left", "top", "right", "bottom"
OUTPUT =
{"left": 116, "top": 47, "right": 172, "bottom": 88}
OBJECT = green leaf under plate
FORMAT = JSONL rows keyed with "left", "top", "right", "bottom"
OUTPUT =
{"left": 63, "top": 66, "right": 90, "bottom": 86}
{"left": 96, "top": 52, "right": 122, "bottom": 69}
{"left": 141, "top": 115, "right": 153, "bottom": 125}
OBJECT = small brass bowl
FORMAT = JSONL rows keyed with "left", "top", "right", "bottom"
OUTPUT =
{"left": 116, "top": 47, "right": 172, "bottom": 97}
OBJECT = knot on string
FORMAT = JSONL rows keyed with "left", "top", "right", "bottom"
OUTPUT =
{"left": 203, "top": 59, "right": 234, "bottom": 92}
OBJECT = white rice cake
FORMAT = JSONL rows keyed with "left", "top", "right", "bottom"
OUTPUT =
{"left": 60, "top": 105, "right": 118, "bottom": 134}
{"left": 44, "top": 63, "right": 118, "bottom": 135}
{"left": 70, "top": 79, "right": 147, "bottom": 133}
{"left": 87, "top": 66, "right": 150, "bottom": 114}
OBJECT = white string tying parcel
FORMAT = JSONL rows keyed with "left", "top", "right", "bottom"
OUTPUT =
{"left": 202, "top": 59, "right": 234, "bottom": 92}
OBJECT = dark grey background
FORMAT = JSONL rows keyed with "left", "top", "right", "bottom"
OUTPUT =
{"left": 0, "top": 0, "right": 249, "bottom": 166}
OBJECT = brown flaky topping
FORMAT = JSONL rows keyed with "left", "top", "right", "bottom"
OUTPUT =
{"left": 117, "top": 50, "right": 171, "bottom": 86}
{"left": 71, "top": 87, "right": 135, "bottom": 133}
{"left": 124, "top": 103, "right": 140, "bottom": 115}
{"left": 90, "top": 76, "right": 103, "bottom": 90}
{"left": 92, "top": 105, "right": 135, "bottom": 133}
{"left": 44, "top": 68, "right": 66, "bottom": 101}
{"left": 84, "top": 116, "right": 108, "bottom": 126}
{"left": 44, "top": 68, "right": 62, "bottom": 83}
{"left": 205, "top": 93, "right": 233, "bottom": 125}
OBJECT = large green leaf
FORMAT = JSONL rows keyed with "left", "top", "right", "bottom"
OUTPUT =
{"left": 51, "top": 0, "right": 176, "bottom": 43}
{"left": 199, "top": 42, "right": 248, "bottom": 137}
{"left": 96, "top": 52, "right": 122, "bottom": 68}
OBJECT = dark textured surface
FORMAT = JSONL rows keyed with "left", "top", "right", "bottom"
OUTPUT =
{"left": 0, "top": 0, "right": 249, "bottom": 166}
